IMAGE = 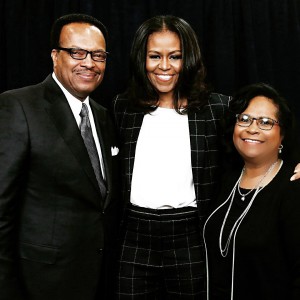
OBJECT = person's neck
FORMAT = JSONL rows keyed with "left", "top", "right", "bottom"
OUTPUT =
{"left": 158, "top": 95, "right": 187, "bottom": 109}
{"left": 158, "top": 99, "right": 174, "bottom": 108}
{"left": 240, "top": 158, "right": 281, "bottom": 189}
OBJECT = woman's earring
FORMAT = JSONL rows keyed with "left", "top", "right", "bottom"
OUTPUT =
{"left": 278, "top": 144, "right": 283, "bottom": 154}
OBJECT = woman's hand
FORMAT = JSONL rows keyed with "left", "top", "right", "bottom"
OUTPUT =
{"left": 290, "top": 163, "right": 300, "bottom": 181}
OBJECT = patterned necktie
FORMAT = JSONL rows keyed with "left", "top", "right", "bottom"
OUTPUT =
{"left": 79, "top": 103, "right": 107, "bottom": 199}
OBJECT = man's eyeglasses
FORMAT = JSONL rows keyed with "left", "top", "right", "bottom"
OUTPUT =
{"left": 56, "top": 47, "right": 109, "bottom": 62}
{"left": 236, "top": 113, "right": 279, "bottom": 131}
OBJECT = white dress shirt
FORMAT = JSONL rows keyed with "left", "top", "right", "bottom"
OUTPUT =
{"left": 52, "top": 73, "right": 105, "bottom": 179}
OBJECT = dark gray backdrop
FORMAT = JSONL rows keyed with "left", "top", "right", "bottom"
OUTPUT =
{"left": 1, "top": 0, "right": 300, "bottom": 118}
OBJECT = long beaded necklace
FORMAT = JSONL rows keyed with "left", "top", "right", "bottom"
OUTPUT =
{"left": 219, "top": 159, "right": 279, "bottom": 258}
{"left": 202, "top": 159, "right": 283, "bottom": 300}
{"left": 237, "top": 160, "right": 278, "bottom": 201}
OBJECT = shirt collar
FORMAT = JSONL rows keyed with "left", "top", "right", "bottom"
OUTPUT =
{"left": 52, "top": 72, "right": 90, "bottom": 125}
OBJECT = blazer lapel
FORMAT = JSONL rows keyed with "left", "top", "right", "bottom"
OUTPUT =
{"left": 122, "top": 110, "right": 144, "bottom": 202}
{"left": 188, "top": 110, "right": 207, "bottom": 203}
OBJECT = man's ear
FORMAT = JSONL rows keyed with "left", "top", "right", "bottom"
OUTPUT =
{"left": 51, "top": 49, "right": 58, "bottom": 67}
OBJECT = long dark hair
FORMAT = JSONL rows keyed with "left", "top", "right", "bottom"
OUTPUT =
{"left": 125, "top": 15, "right": 210, "bottom": 113}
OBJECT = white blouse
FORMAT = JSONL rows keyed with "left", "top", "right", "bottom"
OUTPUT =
{"left": 130, "top": 107, "right": 196, "bottom": 209}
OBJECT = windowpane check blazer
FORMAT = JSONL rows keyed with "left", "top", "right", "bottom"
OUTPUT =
{"left": 112, "top": 93, "right": 230, "bottom": 227}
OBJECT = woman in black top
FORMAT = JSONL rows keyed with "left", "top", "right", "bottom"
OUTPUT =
{"left": 203, "top": 83, "right": 300, "bottom": 299}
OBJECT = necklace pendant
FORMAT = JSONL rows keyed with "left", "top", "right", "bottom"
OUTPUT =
{"left": 241, "top": 196, "right": 245, "bottom": 201}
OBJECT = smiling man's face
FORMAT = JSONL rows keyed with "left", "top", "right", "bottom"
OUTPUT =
{"left": 51, "top": 22, "right": 106, "bottom": 100}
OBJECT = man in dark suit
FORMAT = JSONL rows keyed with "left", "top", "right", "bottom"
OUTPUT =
{"left": 0, "top": 14, "right": 119, "bottom": 300}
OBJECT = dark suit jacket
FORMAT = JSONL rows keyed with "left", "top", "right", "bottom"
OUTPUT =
{"left": 0, "top": 75, "right": 119, "bottom": 300}
{"left": 112, "top": 93, "right": 230, "bottom": 226}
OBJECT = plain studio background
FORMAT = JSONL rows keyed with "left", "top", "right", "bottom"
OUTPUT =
{"left": 1, "top": 0, "right": 300, "bottom": 121}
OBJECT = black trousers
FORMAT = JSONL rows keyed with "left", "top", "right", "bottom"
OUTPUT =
{"left": 115, "top": 205, "right": 206, "bottom": 299}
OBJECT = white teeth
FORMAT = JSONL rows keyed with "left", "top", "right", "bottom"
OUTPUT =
{"left": 244, "top": 139, "right": 260, "bottom": 143}
{"left": 157, "top": 75, "right": 172, "bottom": 80}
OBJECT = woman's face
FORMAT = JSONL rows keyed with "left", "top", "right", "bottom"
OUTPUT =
{"left": 146, "top": 30, "right": 182, "bottom": 100}
{"left": 233, "top": 96, "right": 283, "bottom": 165}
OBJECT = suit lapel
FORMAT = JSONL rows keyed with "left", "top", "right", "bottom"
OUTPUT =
{"left": 43, "top": 76, "right": 101, "bottom": 198}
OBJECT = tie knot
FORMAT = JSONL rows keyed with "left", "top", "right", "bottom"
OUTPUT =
{"left": 80, "top": 103, "right": 89, "bottom": 118}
